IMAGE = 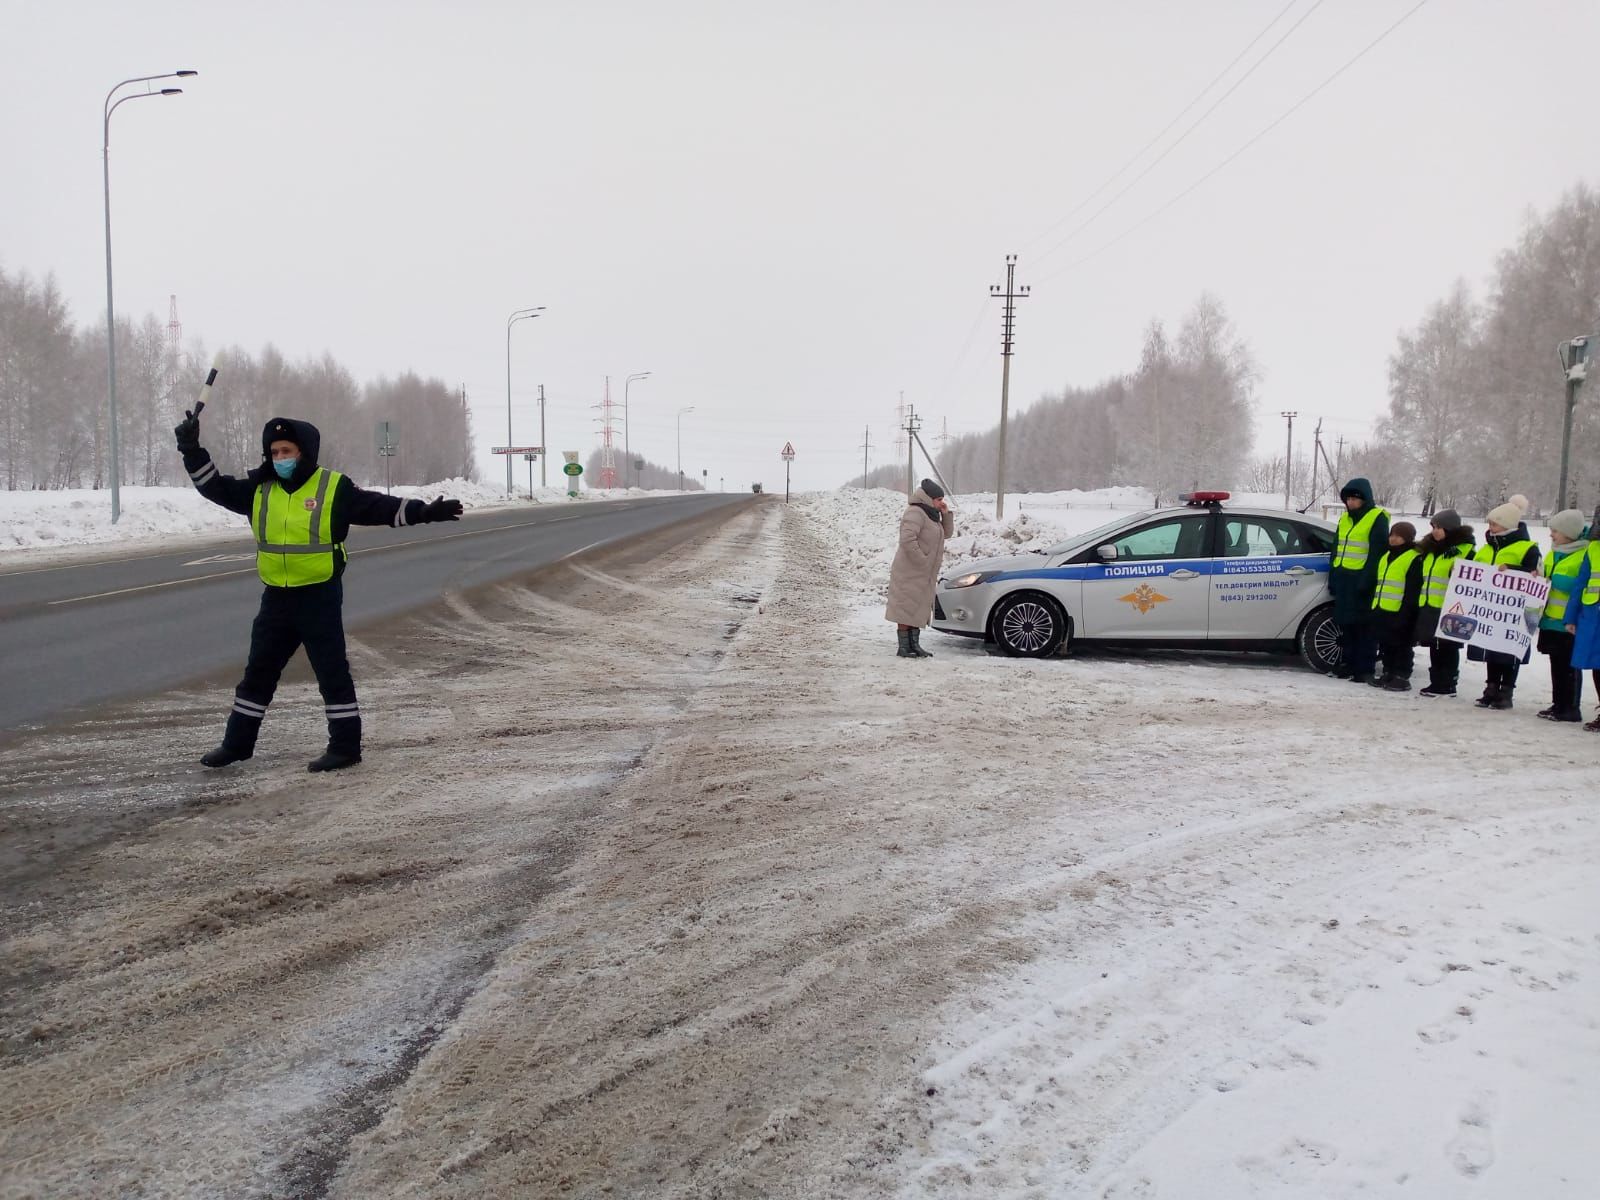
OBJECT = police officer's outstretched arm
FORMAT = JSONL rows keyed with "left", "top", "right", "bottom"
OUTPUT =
{"left": 174, "top": 407, "right": 256, "bottom": 516}
{"left": 337, "top": 478, "right": 464, "bottom": 529}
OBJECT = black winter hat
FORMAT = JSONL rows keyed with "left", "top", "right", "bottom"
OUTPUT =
{"left": 1430, "top": 509, "right": 1462, "bottom": 533}
{"left": 920, "top": 478, "right": 945, "bottom": 500}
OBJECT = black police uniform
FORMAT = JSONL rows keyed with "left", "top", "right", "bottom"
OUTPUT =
{"left": 178, "top": 414, "right": 462, "bottom": 770}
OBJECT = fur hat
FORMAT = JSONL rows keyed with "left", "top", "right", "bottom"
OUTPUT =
{"left": 1485, "top": 501, "right": 1524, "bottom": 530}
{"left": 1430, "top": 509, "right": 1462, "bottom": 533}
{"left": 1549, "top": 508, "right": 1587, "bottom": 540}
{"left": 1389, "top": 521, "right": 1417, "bottom": 544}
{"left": 919, "top": 478, "right": 945, "bottom": 500}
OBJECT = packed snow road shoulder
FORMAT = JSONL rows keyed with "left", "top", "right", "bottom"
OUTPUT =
{"left": 2, "top": 494, "right": 1594, "bottom": 1200}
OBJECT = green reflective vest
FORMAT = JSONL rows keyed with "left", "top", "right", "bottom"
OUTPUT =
{"left": 1372, "top": 547, "right": 1420, "bottom": 612}
{"left": 1334, "top": 506, "right": 1388, "bottom": 570}
{"left": 251, "top": 468, "right": 344, "bottom": 587}
{"left": 1581, "top": 541, "right": 1600, "bottom": 608}
{"left": 1474, "top": 539, "right": 1535, "bottom": 570}
{"left": 1543, "top": 546, "right": 1586, "bottom": 624}
{"left": 1419, "top": 544, "right": 1470, "bottom": 609}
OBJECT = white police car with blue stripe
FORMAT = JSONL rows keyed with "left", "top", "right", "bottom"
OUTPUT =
{"left": 933, "top": 492, "right": 1342, "bottom": 670}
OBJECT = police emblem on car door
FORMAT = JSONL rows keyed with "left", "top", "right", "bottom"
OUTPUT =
{"left": 1078, "top": 513, "right": 1214, "bottom": 637}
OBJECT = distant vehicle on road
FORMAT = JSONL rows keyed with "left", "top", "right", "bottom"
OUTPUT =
{"left": 932, "top": 492, "right": 1342, "bottom": 671}
{"left": 751, "top": 482, "right": 764, "bottom": 494}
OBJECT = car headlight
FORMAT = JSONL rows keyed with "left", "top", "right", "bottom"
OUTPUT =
{"left": 946, "top": 570, "right": 997, "bottom": 588}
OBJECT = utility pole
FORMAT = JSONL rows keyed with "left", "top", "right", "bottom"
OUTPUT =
{"left": 538, "top": 384, "right": 547, "bottom": 489}
{"left": 990, "top": 254, "right": 1030, "bottom": 519}
{"left": 935, "top": 417, "right": 953, "bottom": 494}
{"left": 1309, "top": 417, "right": 1323, "bottom": 509}
{"left": 1335, "top": 435, "right": 1346, "bottom": 480}
{"left": 859, "top": 425, "right": 872, "bottom": 486}
{"left": 1280, "top": 411, "right": 1297, "bottom": 509}
{"left": 903, "top": 405, "right": 922, "bottom": 497}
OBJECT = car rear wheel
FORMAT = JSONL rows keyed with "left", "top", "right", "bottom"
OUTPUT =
{"left": 1299, "top": 606, "right": 1342, "bottom": 673}
{"left": 992, "top": 593, "right": 1069, "bottom": 658}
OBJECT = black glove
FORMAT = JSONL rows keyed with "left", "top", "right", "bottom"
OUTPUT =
{"left": 423, "top": 495, "right": 463, "bottom": 523}
{"left": 174, "top": 408, "right": 201, "bottom": 453}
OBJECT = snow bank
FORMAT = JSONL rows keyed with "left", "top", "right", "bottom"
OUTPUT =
{"left": 801, "top": 487, "right": 1154, "bottom": 601}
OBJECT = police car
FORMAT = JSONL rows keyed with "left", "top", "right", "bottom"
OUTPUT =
{"left": 932, "top": 492, "right": 1341, "bottom": 671}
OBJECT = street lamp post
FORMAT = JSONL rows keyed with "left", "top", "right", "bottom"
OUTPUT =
{"left": 676, "top": 406, "right": 695, "bottom": 491}
{"left": 623, "top": 371, "right": 651, "bottom": 490}
{"left": 104, "top": 69, "right": 196, "bottom": 523}
{"left": 505, "top": 306, "right": 544, "bottom": 496}
{"left": 1558, "top": 335, "right": 1594, "bottom": 510}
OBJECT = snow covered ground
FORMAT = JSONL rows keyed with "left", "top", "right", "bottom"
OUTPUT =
{"left": 2, "top": 486, "right": 1592, "bottom": 1199}
{"left": 806, "top": 488, "right": 1597, "bottom": 1199}
{"left": 0, "top": 479, "right": 702, "bottom": 564}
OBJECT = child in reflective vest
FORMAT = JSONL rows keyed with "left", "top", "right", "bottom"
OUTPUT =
{"left": 1415, "top": 510, "right": 1476, "bottom": 697}
{"left": 1537, "top": 510, "right": 1589, "bottom": 723}
{"left": 1370, "top": 521, "right": 1424, "bottom": 691}
{"left": 1564, "top": 516, "right": 1600, "bottom": 732}
{"left": 1470, "top": 497, "right": 1541, "bottom": 711}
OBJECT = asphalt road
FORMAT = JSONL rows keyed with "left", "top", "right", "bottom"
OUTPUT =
{"left": 0, "top": 494, "right": 753, "bottom": 732}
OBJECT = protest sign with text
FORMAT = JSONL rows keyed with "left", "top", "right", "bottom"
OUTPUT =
{"left": 1434, "top": 559, "right": 1548, "bottom": 658}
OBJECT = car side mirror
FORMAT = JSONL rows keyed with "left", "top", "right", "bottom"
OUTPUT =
{"left": 1097, "top": 544, "right": 1118, "bottom": 561}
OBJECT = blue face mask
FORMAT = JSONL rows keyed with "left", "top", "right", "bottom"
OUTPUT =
{"left": 273, "top": 458, "right": 298, "bottom": 480}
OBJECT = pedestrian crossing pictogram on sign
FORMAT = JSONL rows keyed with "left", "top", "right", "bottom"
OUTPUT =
{"left": 780, "top": 442, "right": 796, "bottom": 460}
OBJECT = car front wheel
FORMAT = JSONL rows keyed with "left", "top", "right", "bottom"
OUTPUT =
{"left": 992, "top": 593, "right": 1069, "bottom": 658}
{"left": 1299, "top": 606, "right": 1342, "bottom": 673}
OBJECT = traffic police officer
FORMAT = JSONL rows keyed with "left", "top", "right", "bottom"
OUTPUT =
{"left": 1330, "top": 477, "right": 1390, "bottom": 682}
{"left": 176, "top": 410, "right": 463, "bottom": 770}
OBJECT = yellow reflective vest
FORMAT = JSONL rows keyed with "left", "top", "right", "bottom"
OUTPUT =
{"left": 1543, "top": 546, "right": 1587, "bottom": 624}
{"left": 1584, "top": 541, "right": 1600, "bottom": 608}
{"left": 251, "top": 468, "right": 345, "bottom": 587}
{"left": 1334, "top": 506, "right": 1388, "bottom": 570}
{"left": 1419, "top": 544, "right": 1471, "bottom": 610}
{"left": 1372, "top": 547, "right": 1420, "bottom": 612}
{"left": 1474, "top": 539, "right": 1535, "bottom": 570}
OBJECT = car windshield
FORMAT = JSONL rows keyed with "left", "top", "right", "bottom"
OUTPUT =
{"left": 1041, "top": 511, "right": 1156, "bottom": 556}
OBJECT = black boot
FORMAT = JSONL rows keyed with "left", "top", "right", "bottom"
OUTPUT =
{"left": 201, "top": 703, "right": 263, "bottom": 768}
{"left": 1489, "top": 687, "right": 1515, "bottom": 711}
{"left": 909, "top": 628, "right": 933, "bottom": 658}
{"left": 1474, "top": 684, "right": 1499, "bottom": 708}
{"left": 200, "top": 744, "right": 252, "bottom": 768}
{"left": 896, "top": 629, "right": 915, "bottom": 658}
{"left": 1367, "top": 674, "right": 1389, "bottom": 688}
{"left": 1383, "top": 676, "right": 1412, "bottom": 693}
{"left": 308, "top": 749, "right": 362, "bottom": 772}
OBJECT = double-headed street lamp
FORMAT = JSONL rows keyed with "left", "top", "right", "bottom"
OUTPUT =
{"left": 505, "top": 306, "right": 544, "bottom": 496}
{"left": 676, "top": 406, "right": 695, "bottom": 491}
{"left": 623, "top": 371, "right": 651, "bottom": 489}
{"left": 1558, "top": 335, "right": 1595, "bottom": 511}
{"left": 104, "top": 69, "right": 196, "bottom": 524}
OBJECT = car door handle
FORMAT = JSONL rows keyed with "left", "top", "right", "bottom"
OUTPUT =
{"left": 1285, "top": 566, "right": 1316, "bottom": 576}
{"left": 1169, "top": 569, "right": 1201, "bottom": 580}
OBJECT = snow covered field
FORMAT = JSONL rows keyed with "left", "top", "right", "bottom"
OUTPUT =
{"left": 1, "top": 487, "right": 1593, "bottom": 1198}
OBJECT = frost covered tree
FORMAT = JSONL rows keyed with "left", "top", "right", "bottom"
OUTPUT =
{"left": 1385, "top": 182, "right": 1600, "bottom": 514}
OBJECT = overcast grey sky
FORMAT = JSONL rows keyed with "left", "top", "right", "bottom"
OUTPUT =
{"left": 4, "top": 0, "right": 1596, "bottom": 491}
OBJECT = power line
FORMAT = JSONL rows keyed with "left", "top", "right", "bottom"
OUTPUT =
{"left": 1032, "top": 0, "right": 1327, "bottom": 267}
{"left": 1020, "top": 0, "right": 1306, "bottom": 259}
{"left": 931, "top": 297, "right": 993, "bottom": 405}
{"left": 1034, "top": 0, "right": 1432, "bottom": 286}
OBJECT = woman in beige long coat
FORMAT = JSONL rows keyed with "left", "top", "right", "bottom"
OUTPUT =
{"left": 885, "top": 479, "right": 953, "bottom": 657}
